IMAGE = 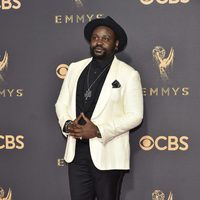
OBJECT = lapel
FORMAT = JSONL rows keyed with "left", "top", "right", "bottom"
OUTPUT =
{"left": 92, "top": 56, "right": 119, "bottom": 119}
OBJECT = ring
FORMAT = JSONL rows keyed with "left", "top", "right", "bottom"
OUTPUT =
{"left": 79, "top": 137, "right": 82, "bottom": 140}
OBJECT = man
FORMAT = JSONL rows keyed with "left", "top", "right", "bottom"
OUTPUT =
{"left": 55, "top": 16, "right": 143, "bottom": 200}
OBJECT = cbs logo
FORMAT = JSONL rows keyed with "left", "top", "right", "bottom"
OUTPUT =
{"left": 139, "top": 135, "right": 189, "bottom": 151}
{"left": 56, "top": 64, "right": 68, "bottom": 79}
{"left": 140, "top": 0, "right": 190, "bottom": 5}
{"left": 57, "top": 158, "right": 65, "bottom": 167}
{"left": 0, "top": 0, "right": 21, "bottom": 10}
{"left": 0, "top": 135, "right": 24, "bottom": 149}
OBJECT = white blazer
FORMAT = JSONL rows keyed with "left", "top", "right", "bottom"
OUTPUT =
{"left": 55, "top": 56, "right": 143, "bottom": 170}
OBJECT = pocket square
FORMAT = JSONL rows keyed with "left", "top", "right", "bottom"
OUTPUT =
{"left": 112, "top": 80, "right": 121, "bottom": 88}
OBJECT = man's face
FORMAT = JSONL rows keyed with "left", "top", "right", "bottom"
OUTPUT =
{"left": 90, "top": 26, "right": 119, "bottom": 59}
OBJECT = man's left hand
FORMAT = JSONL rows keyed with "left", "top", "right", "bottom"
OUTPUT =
{"left": 69, "top": 113, "right": 98, "bottom": 139}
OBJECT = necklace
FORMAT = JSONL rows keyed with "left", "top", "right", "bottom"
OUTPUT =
{"left": 84, "top": 63, "right": 110, "bottom": 101}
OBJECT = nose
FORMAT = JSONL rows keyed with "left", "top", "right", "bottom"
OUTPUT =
{"left": 96, "top": 38, "right": 103, "bottom": 45}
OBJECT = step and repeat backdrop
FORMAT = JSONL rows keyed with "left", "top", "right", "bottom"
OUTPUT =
{"left": 0, "top": 0, "right": 199, "bottom": 199}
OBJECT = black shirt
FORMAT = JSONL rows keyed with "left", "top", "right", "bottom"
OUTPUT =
{"left": 76, "top": 55, "right": 114, "bottom": 125}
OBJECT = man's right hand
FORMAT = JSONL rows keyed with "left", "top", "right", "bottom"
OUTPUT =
{"left": 67, "top": 114, "right": 83, "bottom": 138}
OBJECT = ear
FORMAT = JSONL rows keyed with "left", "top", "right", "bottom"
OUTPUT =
{"left": 115, "top": 40, "right": 119, "bottom": 51}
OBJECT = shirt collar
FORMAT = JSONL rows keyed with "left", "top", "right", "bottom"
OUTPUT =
{"left": 91, "top": 55, "right": 114, "bottom": 69}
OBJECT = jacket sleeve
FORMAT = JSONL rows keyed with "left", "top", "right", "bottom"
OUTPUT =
{"left": 97, "top": 70, "right": 143, "bottom": 144}
{"left": 55, "top": 64, "right": 73, "bottom": 137}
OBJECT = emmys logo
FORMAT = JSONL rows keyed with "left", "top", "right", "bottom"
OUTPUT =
{"left": 0, "top": 187, "right": 12, "bottom": 200}
{"left": 139, "top": 135, "right": 189, "bottom": 151}
{"left": 143, "top": 87, "right": 189, "bottom": 96}
{"left": 0, "top": 50, "right": 25, "bottom": 98}
{"left": 55, "top": 14, "right": 104, "bottom": 24}
{"left": 0, "top": 0, "right": 21, "bottom": 10}
{"left": 56, "top": 64, "right": 68, "bottom": 79}
{"left": 152, "top": 46, "right": 174, "bottom": 81}
{"left": 0, "top": 89, "right": 24, "bottom": 97}
{"left": 152, "top": 190, "right": 173, "bottom": 200}
{"left": 143, "top": 46, "right": 190, "bottom": 97}
{"left": 0, "top": 51, "right": 8, "bottom": 83}
{"left": 140, "top": 0, "right": 190, "bottom": 5}
{"left": 73, "top": 0, "right": 84, "bottom": 7}
{"left": 54, "top": 0, "right": 103, "bottom": 24}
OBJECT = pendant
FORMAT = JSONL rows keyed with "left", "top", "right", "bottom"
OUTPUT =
{"left": 84, "top": 89, "right": 92, "bottom": 100}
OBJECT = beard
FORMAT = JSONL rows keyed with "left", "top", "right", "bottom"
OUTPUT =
{"left": 90, "top": 45, "right": 107, "bottom": 59}
{"left": 90, "top": 45, "right": 115, "bottom": 60}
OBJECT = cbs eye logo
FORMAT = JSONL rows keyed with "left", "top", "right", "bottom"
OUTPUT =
{"left": 56, "top": 64, "right": 68, "bottom": 79}
{"left": 140, "top": 0, "right": 190, "bottom": 5}
{"left": 139, "top": 135, "right": 189, "bottom": 151}
{"left": 0, "top": 0, "right": 21, "bottom": 10}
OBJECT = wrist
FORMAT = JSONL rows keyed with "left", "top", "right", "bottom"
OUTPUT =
{"left": 63, "top": 120, "right": 73, "bottom": 133}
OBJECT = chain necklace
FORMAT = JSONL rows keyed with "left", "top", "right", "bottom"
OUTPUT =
{"left": 84, "top": 63, "right": 110, "bottom": 101}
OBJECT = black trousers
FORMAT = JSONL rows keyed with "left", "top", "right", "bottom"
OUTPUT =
{"left": 68, "top": 140, "right": 126, "bottom": 200}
